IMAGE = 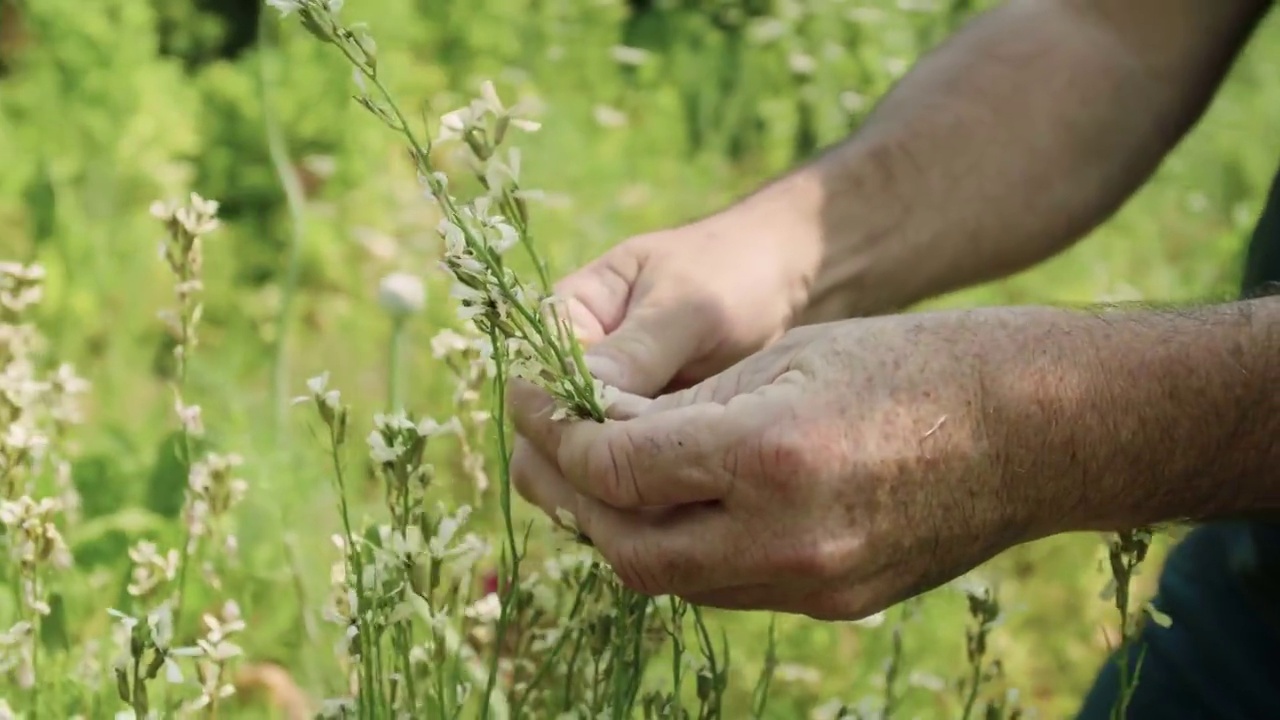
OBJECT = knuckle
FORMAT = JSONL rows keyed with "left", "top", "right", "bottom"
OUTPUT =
{"left": 757, "top": 426, "right": 822, "bottom": 488}
{"left": 584, "top": 428, "right": 641, "bottom": 507}
{"left": 780, "top": 537, "right": 856, "bottom": 582}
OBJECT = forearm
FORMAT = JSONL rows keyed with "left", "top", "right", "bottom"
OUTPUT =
{"left": 990, "top": 296, "right": 1280, "bottom": 536}
{"left": 699, "top": 0, "right": 1267, "bottom": 322}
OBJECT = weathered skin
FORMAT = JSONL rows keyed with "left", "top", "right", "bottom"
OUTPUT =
{"left": 507, "top": 0, "right": 1280, "bottom": 620}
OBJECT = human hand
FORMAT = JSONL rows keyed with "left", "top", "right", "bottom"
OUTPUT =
{"left": 515, "top": 310, "right": 1069, "bottom": 620}
{"left": 510, "top": 218, "right": 819, "bottom": 518}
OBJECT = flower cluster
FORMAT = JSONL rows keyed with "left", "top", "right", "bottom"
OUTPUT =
{"left": 0, "top": 258, "right": 89, "bottom": 700}
{"left": 183, "top": 601, "right": 247, "bottom": 714}
{"left": 150, "top": 192, "right": 220, "bottom": 377}
{"left": 265, "top": 3, "right": 735, "bottom": 715}
{"left": 431, "top": 328, "right": 494, "bottom": 496}
{"left": 0, "top": 495, "right": 72, "bottom": 615}
{"left": 297, "top": 371, "right": 494, "bottom": 716}
{"left": 109, "top": 604, "right": 185, "bottom": 717}
{"left": 183, "top": 452, "right": 249, "bottom": 559}
{"left": 0, "top": 262, "right": 88, "bottom": 505}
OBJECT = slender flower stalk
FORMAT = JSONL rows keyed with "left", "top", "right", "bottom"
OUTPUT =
{"left": 0, "top": 261, "right": 87, "bottom": 707}
{"left": 268, "top": 2, "right": 729, "bottom": 716}
{"left": 378, "top": 271, "right": 426, "bottom": 412}
{"left": 1102, "top": 527, "right": 1163, "bottom": 720}
{"left": 149, "top": 193, "right": 222, "bottom": 626}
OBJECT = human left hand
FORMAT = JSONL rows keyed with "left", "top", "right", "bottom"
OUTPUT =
{"left": 513, "top": 309, "right": 1072, "bottom": 620}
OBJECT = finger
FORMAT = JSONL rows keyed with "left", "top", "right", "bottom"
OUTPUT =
{"left": 553, "top": 249, "right": 641, "bottom": 340}
{"left": 575, "top": 498, "right": 773, "bottom": 596}
{"left": 583, "top": 301, "right": 718, "bottom": 397}
{"left": 511, "top": 435, "right": 580, "bottom": 526}
{"left": 555, "top": 401, "right": 762, "bottom": 508}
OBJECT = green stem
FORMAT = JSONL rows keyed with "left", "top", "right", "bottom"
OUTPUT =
{"left": 326, "top": 424, "right": 373, "bottom": 720}
{"left": 387, "top": 317, "right": 406, "bottom": 412}
{"left": 749, "top": 615, "right": 778, "bottom": 720}
{"left": 481, "top": 329, "right": 521, "bottom": 719}
{"left": 260, "top": 11, "right": 309, "bottom": 445}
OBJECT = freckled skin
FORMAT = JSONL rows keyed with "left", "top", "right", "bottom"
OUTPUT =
{"left": 506, "top": 0, "right": 1280, "bottom": 620}
{"left": 514, "top": 301, "right": 1280, "bottom": 620}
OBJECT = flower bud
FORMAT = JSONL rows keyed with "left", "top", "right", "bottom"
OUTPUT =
{"left": 378, "top": 272, "right": 426, "bottom": 318}
{"left": 115, "top": 663, "right": 131, "bottom": 703}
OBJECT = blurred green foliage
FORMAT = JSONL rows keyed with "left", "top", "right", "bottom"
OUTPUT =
{"left": 1, "top": 0, "right": 1279, "bottom": 716}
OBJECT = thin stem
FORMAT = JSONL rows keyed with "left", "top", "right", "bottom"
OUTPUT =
{"left": 749, "top": 615, "right": 778, "bottom": 720}
{"left": 259, "top": 12, "right": 309, "bottom": 444}
{"left": 387, "top": 318, "right": 406, "bottom": 412}
{"left": 481, "top": 328, "right": 521, "bottom": 718}
{"left": 30, "top": 612, "right": 39, "bottom": 713}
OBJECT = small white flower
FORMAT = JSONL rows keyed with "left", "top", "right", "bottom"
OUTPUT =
{"left": 438, "top": 219, "right": 467, "bottom": 255}
{"left": 174, "top": 399, "right": 204, "bottom": 436}
{"left": 463, "top": 592, "right": 502, "bottom": 623}
{"left": 266, "top": 0, "right": 304, "bottom": 16}
{"left": 479, "top": 80, "right": 504, "bottom": 114}
{"left": 307, "top": 372, "right": 330, "bottom": 395}
{"left": 296, "top": 371, "right": 342, "bottom": 409}
{"left": 609, "top": 45, "right": 650, "bottom": 66}
{"left": 107, "top": 608, "right": 139, "bottom": 633}
{"left": 416, "top": 416, "right": 461, "bottom": 438}
{"left": 488, "top": 222, "right": 518, "bottom": 254}
{"left": 592, "top": 104, "right": 627, "bottom": 128}
{"left": 438, "top": 108, "right": 472, "bottom": 142}
{"left": 449, "top": 283, "right": 486, "bottom": 305}
{"left": 851, "top": 610, "right": 885, "bottom": 628}
{"left": 788, "top": 52, "right": 817, "bottom": 76}
{"left": 377, "top": 272, "right": 426, "bottom": 317}
{"left": 367, "top": 430, "right": 403, "bottom": 464}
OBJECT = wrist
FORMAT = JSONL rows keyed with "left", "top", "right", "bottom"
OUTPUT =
{"left": 992, "top": 299, "right": 1280, "bottom": 537}
{"left": 698, "top": 143, "right": 911, "bottom": 325}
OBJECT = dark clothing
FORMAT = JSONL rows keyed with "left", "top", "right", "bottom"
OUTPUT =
{"left": 1074, "top": 168, "right": 1280, "bottom": 718}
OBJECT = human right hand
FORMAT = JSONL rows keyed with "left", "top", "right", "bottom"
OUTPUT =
{"left": 510, "top": 218, "right": 819, "bottom": 519}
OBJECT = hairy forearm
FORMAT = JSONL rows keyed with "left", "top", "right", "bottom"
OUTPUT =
{"left": 702, "top": 0, "right": 1267, "bottom": 322}
{"left": 989, "top": 296, "right": 1280, "bottom": 536}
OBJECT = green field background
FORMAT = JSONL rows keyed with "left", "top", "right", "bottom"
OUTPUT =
{"left": 2, "top": 0, "right": 1278, "bottom": 717}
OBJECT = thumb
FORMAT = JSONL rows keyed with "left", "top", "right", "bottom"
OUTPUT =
{"left": 584, "top": 302, "right": 712, "bottom": 397}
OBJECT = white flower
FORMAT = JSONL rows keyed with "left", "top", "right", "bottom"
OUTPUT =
{"left": 416, "top": 416, "right": 461, "bottom": 437}
{"left": 174, "top": 399, "right": 204, "bottom": 437}
{"left": 429, "top": 329, "right": 470, "bottom": 359}
{"left": 295, "top": 371, "right": 341, "bottom": 409}
{"left": 266, "top": 0, "right": 305, "bottom": 16}
{"left": 367, "top": 430, "right": 402, "bottom": 464}
{"left": 438, "top": 219, "right": 467, "bottom": 255}
{"left": 609, "top": 45, "right": 650, "bottom": 66}
{"left": 851, "top": 610, "right": 885, "bottom": 628}
{"left": 449, "top": 283, "right": 486, "bottom": 305}
{"left": 488, "top": 222, "right": 518, "bottom": 254}
{"left": 788, "top": 52, "right": 817, "bottom": 76}
{"left": 377, "top": 272, "right": 426, "bottom": 317}
{"left": 479, "top": 80, "right": 504, "bottom": 114}
{"left": 593, "top": 105, "right": 627, "bottom": 128}
{"left": 437, "top": 108, "right": 474, "bottom": 143}
{"left": 463, "top": 592, "right": 502, "bottom": 623}
{"left": 107, "top": 608, "right": 139, "bottom": 634}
